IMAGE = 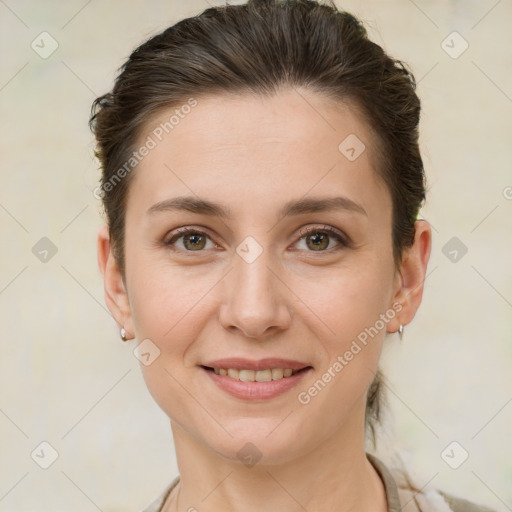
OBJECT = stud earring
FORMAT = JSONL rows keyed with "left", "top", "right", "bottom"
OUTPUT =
{"left": 120, "top": 327, "right": 129, "bottom": 342}
{"left": 397, "top": 324, "right": 404, "bottom": 341}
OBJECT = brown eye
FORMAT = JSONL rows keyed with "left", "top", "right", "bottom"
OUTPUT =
{"left": 296, "top": 226, "right": 347, "bottom": 252}
{"left": 166, "top": 228, "right": 214, "bottom": 251}
{"left": 305, "top": 232, "right": 330, "bottom": 251}
{"left": 182, "top": 232, "right": 207, "bottom": 250}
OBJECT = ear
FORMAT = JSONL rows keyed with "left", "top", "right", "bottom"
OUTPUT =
{"left": 386, "top": 220, "right": 432, "bottom": 334}
{"left": 97, "top": 223, "right": 134, "bottom": 338}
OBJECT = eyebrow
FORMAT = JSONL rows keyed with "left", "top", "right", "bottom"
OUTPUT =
{"left": 146, "top": 195, "right": 367, "bottom": 220}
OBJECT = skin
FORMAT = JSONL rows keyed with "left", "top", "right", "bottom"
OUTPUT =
{"left": 97, "top": 87, "right": 431, "bottom": 512}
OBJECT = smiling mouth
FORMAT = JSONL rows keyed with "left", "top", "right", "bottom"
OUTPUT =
{"left": 201, "top": 365, "right": 313, "bottom": 382}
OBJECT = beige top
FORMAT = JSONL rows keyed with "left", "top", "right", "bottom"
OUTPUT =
{"left": 139, "top": 453, "right": 495, "bottom": 512}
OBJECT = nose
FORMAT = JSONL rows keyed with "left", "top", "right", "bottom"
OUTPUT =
{"left": 218, "top": 248, "right": 293, "bottom": 339}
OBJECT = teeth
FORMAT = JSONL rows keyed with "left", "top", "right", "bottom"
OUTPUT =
{"left": 240, "top": 369, "right": 257, "bottom": 382}
{"left": 212, "top": 367, "right": 300, "bottom": 381}
{"left": 272, "top": 368, "right": 284, "bottom": 380}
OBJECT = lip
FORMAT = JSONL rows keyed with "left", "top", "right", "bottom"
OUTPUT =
{"left": 201, "top": 365, "right": 313, "bottom": 400}
{"left": 201, "top": 357, "right": 311, "bottom": 371}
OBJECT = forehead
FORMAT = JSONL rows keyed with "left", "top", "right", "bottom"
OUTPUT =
{"left": 139, "top": 88, "right": 374, "bottom": 158}
{"left": 127, "top": 87, "right": 390, "bottom": 221}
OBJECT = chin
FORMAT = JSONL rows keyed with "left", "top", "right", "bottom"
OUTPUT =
{"left": 203, "top": 420, "right": 311, "bottom": 467}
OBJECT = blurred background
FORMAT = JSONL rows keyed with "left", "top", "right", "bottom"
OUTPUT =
{"left": 0, "top": 0, "right": 511, "bottom": 510}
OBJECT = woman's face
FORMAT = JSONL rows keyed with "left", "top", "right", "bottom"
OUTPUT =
{"left": 105, "top": 88, "right": 415, "bottom": 463}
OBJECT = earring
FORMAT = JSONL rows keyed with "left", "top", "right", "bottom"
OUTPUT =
{"left": 120, "top": 327, "right": 129, "bottom": 342}
{"left": 398, "top": 324, "right": 404, "bottom": 341}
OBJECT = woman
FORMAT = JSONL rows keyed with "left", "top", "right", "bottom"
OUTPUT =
{"left": 91, "top": 1, "right": 495, "bottom": 511}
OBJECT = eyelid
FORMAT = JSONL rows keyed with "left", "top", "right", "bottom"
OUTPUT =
{"left": 294, "top": 225, "right": 349, "bottom": 251}
{"left": 164, "top": 224, "right": 349, "bottom": 252}
{"left": 164, "top": 226, "right": 218, "bottom": 249}
{"left": 296, "top": 225, "right": 348, "bottom": 244}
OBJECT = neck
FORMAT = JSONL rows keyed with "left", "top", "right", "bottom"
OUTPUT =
{"left": 164, "top": 404, "right": 387, "bottom": 512}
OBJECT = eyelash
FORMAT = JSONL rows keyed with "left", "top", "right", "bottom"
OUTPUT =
{"left": 164, "top": 225, "right": 348, "bottom": 253}
{"left": 296, "top": 225, "right": 348, "bottom": 249}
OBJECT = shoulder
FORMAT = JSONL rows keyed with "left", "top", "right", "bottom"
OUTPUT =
{"left": 438, "top": 491, "right": 497, "bottom": 512}
{"left": 399, "top": 486, "right": 498, "bottom": 512}
{"left": 367, "top": 452, "right": 497, "bottom": 512}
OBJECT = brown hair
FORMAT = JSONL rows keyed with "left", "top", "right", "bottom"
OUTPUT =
{"left": 89, "top": 0, "right": 426, "bottom": 445}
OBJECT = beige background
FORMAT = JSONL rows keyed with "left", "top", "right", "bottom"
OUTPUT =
{"left": 1, "top": 0, "right": 511, "bottom": 511}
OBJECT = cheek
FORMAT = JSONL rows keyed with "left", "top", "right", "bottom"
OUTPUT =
{"left": 126, "top": 230, "right": 394, "bottom": 419}
{"left": 292, "top": 269, "right": 388, "bottom": 423}
{"left": 296, "top": 255, "right": 393, "bottom": 392}
{"left": 127, "top": 255, "right": 211, "bottom": 340}
{"left": 127, "top": 264, "right": 209, "bottom": 417}
{"left": 302, "top": 259, "right": 393, "bottom": 342}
